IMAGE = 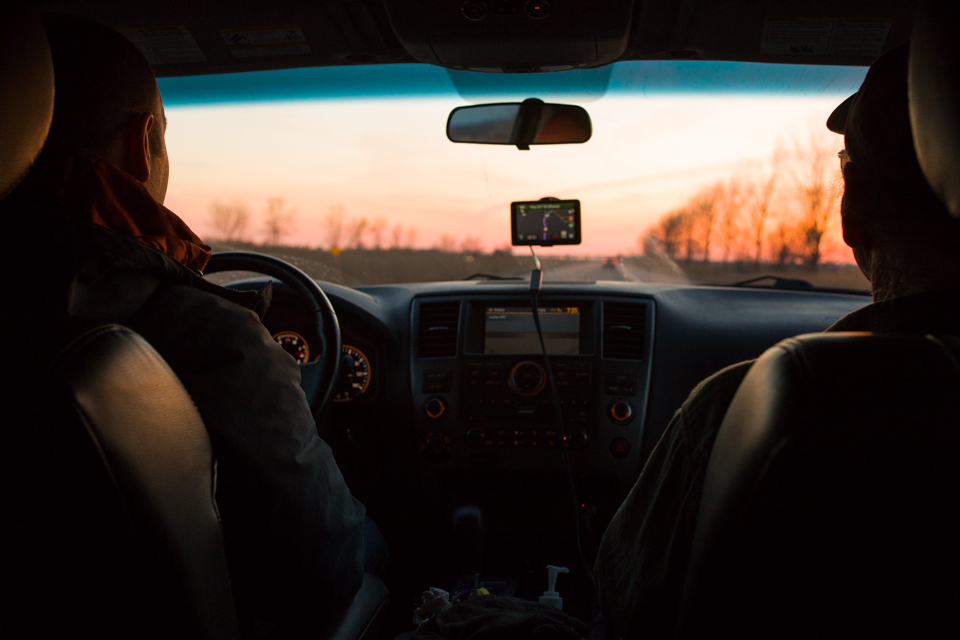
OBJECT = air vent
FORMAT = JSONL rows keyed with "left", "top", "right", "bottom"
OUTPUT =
{"left": 418, "top": 301, "right": 461, "bottom": 358}
{"left": 602, "top": 302, "right": 646, "bottom": 360}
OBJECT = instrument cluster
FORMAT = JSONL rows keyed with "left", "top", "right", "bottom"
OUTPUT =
{"left": 272, "top": 331, "right": 373, "bottom": 402}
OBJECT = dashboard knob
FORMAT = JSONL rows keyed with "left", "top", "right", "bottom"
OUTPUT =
{"left": 425, "top": 397, "right": 446, "bottom": 419}
{"left": 423, "top": 432, "right": 452, "bottom": 462}
{"left": 566, "top": 428, "right": 589, "bottom": 450}
{"left": 608, "top": 400, "right": 634, "bottom": 425}
{"left": 509, "top": 361, "right": 546, "bottom": 397}
{"left": 466, "top": 427, "right": 487, "bottom": 449}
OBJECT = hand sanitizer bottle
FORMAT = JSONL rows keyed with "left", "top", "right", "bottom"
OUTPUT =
{"left": 538, "top": 565, "right": 570, "bottom": 610}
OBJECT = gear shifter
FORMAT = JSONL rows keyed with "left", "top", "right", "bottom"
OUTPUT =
{"left": 451, "top": 505, "right": 484, "bottom": 591}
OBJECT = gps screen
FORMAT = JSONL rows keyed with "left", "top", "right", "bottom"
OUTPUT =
{"left": 484, "top": 306, "right": 580, "bottom": 355}
{"left": 511, "top": 200, "right": 581, "bottom": 246}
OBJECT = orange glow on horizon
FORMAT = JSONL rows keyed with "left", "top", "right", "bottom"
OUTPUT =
{"left": 162, "top": 94, "right": 852, "bottom": 262}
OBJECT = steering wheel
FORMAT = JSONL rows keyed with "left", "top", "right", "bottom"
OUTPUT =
{"left": 204, "top": 252, "right": 341, "bottom": 421}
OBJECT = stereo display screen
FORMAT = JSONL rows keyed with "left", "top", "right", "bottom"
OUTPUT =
{"left": 484, "top": 306, "right": 580, "bottom": 355}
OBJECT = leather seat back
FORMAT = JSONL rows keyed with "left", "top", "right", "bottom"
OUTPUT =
{"left": 910, "top": 0, "right": 960, "bottom": 217}
{"left": 0, "top": 8, "right": 53, "bottom": 197}
{"left": 1, "top": 324, "right": 239, "bottom": 639}
{"left": 676, "top": 333, "right": 960, "bottom": 638}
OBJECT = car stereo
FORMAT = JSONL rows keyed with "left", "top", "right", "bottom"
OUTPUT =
{"left": 459, "top": 300, "right": 597, "bottom": 430}
{"left": 411, "top": 295, "right": 654, "bottom": 487}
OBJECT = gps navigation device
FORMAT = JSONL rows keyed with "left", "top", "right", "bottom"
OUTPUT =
{"left": 511, "top": 199, "right": 581, "bottom": 246}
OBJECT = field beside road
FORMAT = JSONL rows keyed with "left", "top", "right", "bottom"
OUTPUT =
{"left": 206, "top": 241, "right": 870, "bottom": 292}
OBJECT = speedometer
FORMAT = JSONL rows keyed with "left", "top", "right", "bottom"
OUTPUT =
{"left": 273, "top": 331, "right": 309, "bottom": 364}
{"left": 333, "top": 345, "right": 371, "bottom": 402}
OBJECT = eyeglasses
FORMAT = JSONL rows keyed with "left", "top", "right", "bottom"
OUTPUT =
{"left": 838, "top": 148, "right": 851, "bottom": 172}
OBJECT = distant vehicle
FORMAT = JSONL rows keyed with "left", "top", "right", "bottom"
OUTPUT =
{"left": 602, "top": 257, "right": 619, "bottom": 269}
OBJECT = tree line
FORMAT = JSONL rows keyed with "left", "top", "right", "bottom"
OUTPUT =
{"left": 208, "top": 199, "right": 500, "bottom": 254}
{"left": 320, "top": 204, "right": 421, "bottom": 250}
{"left": 641, "top": 130, "right": 842, "bottom": 269}
{"left": 208, "top": 197, "right": 298, "bottom": 245}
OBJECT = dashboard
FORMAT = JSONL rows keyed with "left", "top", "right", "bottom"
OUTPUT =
{"left": 241, "top": 277, "right": 869, "bottom": 584}
{"left": 255, "top": 279, "right": 868, "bottom": 473}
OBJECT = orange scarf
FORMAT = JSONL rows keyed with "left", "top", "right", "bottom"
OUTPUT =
{"left": 60, "top": 151, "right": 211, "bottom": 271}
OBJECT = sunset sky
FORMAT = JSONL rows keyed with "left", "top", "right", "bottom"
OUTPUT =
{"left": 159, "top": 62, "right": 864, "bottom": 259}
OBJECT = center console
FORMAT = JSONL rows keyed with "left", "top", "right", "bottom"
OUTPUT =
{"left": 410, "top": 294, "right": 655, "bottom": 488}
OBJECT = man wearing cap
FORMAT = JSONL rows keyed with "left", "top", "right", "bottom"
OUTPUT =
{"left": 595, "top": 43, "right": 960, "bottom": 640}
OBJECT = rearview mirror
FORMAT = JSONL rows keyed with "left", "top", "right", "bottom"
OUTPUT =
{"left": 446, "top": 98, "right": 592, "bottom": 150}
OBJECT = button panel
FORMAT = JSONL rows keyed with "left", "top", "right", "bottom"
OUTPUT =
{"left": 474, "top": 426, "right": 563, "bottom": 449}
{"left": 461, "top": 357, "right": 594, "bottom": 426}
{"left": 605, "top": 372, "right": 637, "bottom": 396}
{"left": 422, "top": 370, "right": 453, "bottom": 393}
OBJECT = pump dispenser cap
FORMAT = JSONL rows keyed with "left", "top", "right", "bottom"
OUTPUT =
{"left": 539, "top": 565, "right": 569, "bottom": 610}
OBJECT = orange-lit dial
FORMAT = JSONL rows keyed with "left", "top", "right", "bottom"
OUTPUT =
{"left": 333, "top": 345, "right": 371, "bottom": 402}
{"left": 273, "top": 331, "right": 310, "bottom": 364}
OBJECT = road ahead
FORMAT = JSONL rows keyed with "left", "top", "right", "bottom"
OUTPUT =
{"left": 543, "top": 259, "right": 689, "bottom": 284}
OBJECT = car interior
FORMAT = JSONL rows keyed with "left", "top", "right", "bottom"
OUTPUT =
{"left": 3, "top": 1, "right": 959, "bottom": 638}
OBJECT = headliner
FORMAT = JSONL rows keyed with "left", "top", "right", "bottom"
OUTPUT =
{"left": 30, "top": 0, "right": 916, "bottom": 78}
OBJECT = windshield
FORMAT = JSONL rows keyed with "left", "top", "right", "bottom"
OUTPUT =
{"left": 160, "top": 60, "right": 870, "bottom": 291}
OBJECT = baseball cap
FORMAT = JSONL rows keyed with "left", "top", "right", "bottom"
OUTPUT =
{"left": 826, "top": 44, "right": 931, "bottom": 195}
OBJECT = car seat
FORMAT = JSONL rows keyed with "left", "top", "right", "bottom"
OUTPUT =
{"left": 2, "top": 321, "right": 241, "bottom": 639}
{"left": 674, "top": 333, "right": 960, "bottom": 638}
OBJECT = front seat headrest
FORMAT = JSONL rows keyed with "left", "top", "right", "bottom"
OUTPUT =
{"left": 909, "top": 0, "right": 960, "bottom": 217}
{"left": 0, "top": 8, "right": 54, "bottom": 199}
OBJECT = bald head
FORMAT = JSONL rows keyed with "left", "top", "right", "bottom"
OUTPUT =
{"left": 42, "top": 14, "right": 168, "bottom": 202}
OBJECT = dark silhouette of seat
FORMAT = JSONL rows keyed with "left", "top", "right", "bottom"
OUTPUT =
{"left": 675, "top": 334, "right": 960, "bottom": 638}
{"left": 1, "top": 321, "right": 389, "bottom": 639}
{"left": 2, "top": 323, "right": 241, "bottom": 638}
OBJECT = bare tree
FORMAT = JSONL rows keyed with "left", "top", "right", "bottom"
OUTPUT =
{"left": 405, "top": 227, "right": 417, "bottom": 249}
{"left": 262, "top": 197, "right": 296, "bottom": 245}
{"left": 436, "top": 234, "right": 457, "bottom": 252}
{"left": 677, "top": 209, "right": 696, "bottom": 260}
{"left": 208, "top": 200, "right": 250, "bottom": 242}
{"left": 643, "top": 208, "right": 688, "bottom": 260}
{"left": 347, "top": 217, "right": 369, "bottom": 249}
{"left": 691, "top": 184, "right": 723, "bottom": 262}
{"left": 792, "top": 131, "right": 840, "bottom": 269}
{"left": 323, "top": 204, "right": 345, "bottom": 250}
{"left": 717, "top": 178, "right": 745, "bottom": 263}
{"left": 390, "top": 223, "right": 403, "bottom": 248}
{"left": 768, "top": 218, "right": 800, "bottom": 266}
{"left": 743, "top": 144, "right": 783, "bottom": 267}
{"left": 461, "top": 236, "right": 483, "bottom": 254}
{"left": 368, "top": 217, "right": 387, "bottom": 249}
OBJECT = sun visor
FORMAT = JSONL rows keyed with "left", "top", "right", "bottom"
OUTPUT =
{"left": 382, "top": 0, "right": 636, "bottom": 72}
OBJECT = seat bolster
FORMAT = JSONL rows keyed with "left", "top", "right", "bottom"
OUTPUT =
{"left": 690, "top": 332, "right": 822, "bottom": 541}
